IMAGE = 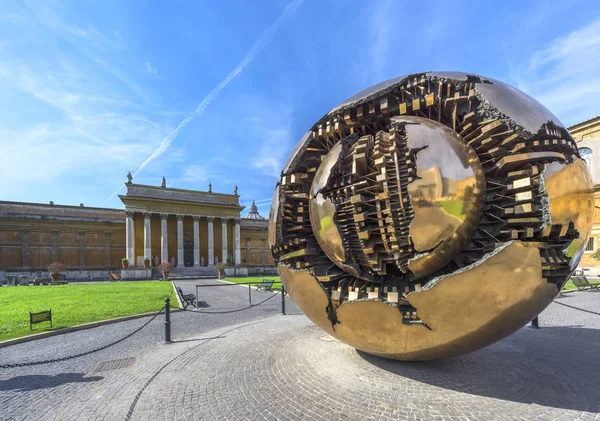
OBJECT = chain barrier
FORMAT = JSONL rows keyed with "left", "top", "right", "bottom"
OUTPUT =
{"left": 553, "top": 300, "right": 600, "bottom": 316}
{"left": 0, "top": 305, "right": 165, "bottom": 369}
{"left": 187, "top": 289, "right": 282, "bottom": 314}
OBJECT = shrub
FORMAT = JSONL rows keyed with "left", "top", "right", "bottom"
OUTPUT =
{"left": 122, "top": 258, "right": 129, "bottom": 264}
{"left": 158, "top": 262, "right": 173, "bottom": 271}
{"left": 48, "top": 262, "right": 67, "bottom": 274}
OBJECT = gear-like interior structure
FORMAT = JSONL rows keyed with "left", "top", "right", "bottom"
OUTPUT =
{"left": 269, "top": 72, "right": 594, "bottom": 360}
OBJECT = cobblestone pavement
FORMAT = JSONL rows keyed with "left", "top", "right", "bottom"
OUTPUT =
{"left": 0, "top": 284, "right": 599, "bottom": 421}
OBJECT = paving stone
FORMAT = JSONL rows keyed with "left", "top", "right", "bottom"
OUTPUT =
{"left": 1, "top": 285, "right": 600, "bottom": 420}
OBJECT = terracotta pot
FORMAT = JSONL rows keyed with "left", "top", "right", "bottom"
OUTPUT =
{"left": 162, "top": 271, "right": 169, "bottom": 279}
{"left": 50, "top": 273, "right": 60, "bottom": 281}
{"left": 122, "top": 262, "right": 129, "bottom": 269}
{"left": 143, "top": 262, "right": 150, "bottom": 268}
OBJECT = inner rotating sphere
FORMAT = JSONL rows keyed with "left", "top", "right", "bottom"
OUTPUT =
{"left": 269, "top": 71, "right": 594, "bottom": 360}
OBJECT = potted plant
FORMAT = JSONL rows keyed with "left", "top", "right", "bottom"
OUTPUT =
{"left": 158, "top": 261, "right": 172, "bottom": 280}
{"left": 242, "top": 258, "right": 247, "bottom": 266}
{"left": 226, "top": 257, "right": 233, "bottom": 267}
{"left": 215, "top": 262, "right": 225, "bottom": 279}
{"left": 47, "top": 262, "right": 67, "bottom": 281}
{"left": 122, "top": 258, "right": 129, "bottom": 269}
{"left": 143, "top": 257, "right": 150, "bottom": 268}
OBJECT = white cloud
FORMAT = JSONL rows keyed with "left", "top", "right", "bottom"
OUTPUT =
{"left": 0, "top": 13, "right": 172, "bottom": 200}
{"left": 109, "top": 0, "right": 305, "bottom": 199}
{"left": 144, "top": 61, "right": 159, "bottom": 77}
{"left": 512, "top": 18, "right": 600, "bottom": 126}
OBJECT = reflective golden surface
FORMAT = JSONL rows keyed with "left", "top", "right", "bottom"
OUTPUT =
{"left": 543, "top": 158, "right": 594, "bottom": 269}
{"left": 268, "top": 184, "right": 280, "bottom": 248}
{"left": 272, "top": 71, "right": 588, "bottom": 361}
{"left": 281, "top": 242, "right": 556, "bottom": 361}
{"left": 393, "top": 117, "right": 485, "bottom": 277}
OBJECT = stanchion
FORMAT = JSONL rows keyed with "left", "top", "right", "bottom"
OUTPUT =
{"left": 164, "top": 297, "right": 172, "bottom": 343}
{"left": 530, "top": 316, "right": 539, "bottom": 329}
{"left": 281, "top": 285, "right": 286, "bottom": 315}
{"left": 248, "top": 283, "right": 252, "bottom": 306}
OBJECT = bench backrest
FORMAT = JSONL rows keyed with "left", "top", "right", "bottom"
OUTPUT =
{"left": 261, "top": 279, "right": 274, "bottom": 284}
{"left": 176, "top": 287, "right": 185, "bottom": 299}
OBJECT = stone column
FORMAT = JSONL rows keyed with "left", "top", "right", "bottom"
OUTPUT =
{"left": 125, "top": 211, "right": 134, "bottom": 262}
{"left": 177, "top": 215, "right": 184, "bottom": 267}
{"left": 207, "top": 217, "right": 214, "bottom": 266}
{"left": 144, "top": 213, "right": 152, "bottom": 260}
{"left": 50, "top": 230, "right": 59, "bottom": 262}
{"left": 104, "top": 231, "right": 112, "bottom": 267}
{"left": 20, "top": 228, "right": 29, "bottom": 268}
{"left": 235, "top": 219, "right": 241, "bottom": 265}
{"left": 78, "top": 231, "right": 86, "bottom": 268}
{"left": 132, "top": 217, "right": 136, "bottom": 264}
{"left": 261, "top": 237, "right": 266, "bottom": 265}
{"left": 193, "top": 216, "right": 200, "bottom": 267}
{"left": 222, "top": 218, "right": 228, "bottom": 264}
{"left": 161, "top": 213, "right": 168, "bottom": 263}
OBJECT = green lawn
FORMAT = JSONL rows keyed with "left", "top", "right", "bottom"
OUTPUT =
{"left": 220, "top": 276, "right": 282, "bottom": 291}
{"left": 562, "top": 278, "right": 600, "bottom": 291}
{"left": 0, "top": 281, "right": 177, "bottom": 341}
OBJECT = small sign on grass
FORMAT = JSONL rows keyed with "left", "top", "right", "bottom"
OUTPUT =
{"left": 30, "top": 310, "right": 52, "bottom": 330}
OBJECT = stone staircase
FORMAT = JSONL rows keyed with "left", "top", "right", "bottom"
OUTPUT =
{"left": 155, "top": 266, "right": 218, "bottom": 279}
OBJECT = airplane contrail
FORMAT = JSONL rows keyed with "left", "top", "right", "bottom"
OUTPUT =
{"left": 109, "top": 0, "right": 304, "bottom": 200}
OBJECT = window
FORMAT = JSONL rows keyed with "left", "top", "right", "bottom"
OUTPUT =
{"left": 585, "top": 237, "right": 595, "bottom": 252}
{"left": 580, "top": 147, "right": 593, "bottom": 173}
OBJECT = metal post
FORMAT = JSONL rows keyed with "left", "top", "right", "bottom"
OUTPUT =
{"left": 530, "top": 316, "right": 539, "bottom": 329}
{"left": 164, "top": 297, "right": 172, "bottom": 343}
{"left": 248, "top": 283, "right": 252, "bottom": 306}
{"left": 281, "top": 285, "right": 286, "bottom": 315}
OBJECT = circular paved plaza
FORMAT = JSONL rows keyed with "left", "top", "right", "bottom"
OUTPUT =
{"left": 1, "top": 281, "right": 599, "bottom": 420}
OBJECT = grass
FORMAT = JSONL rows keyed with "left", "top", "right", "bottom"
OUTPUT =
{"left": 562, "top": 278, "right": 600, "bottom": 291}
{"left": 0, "top": 281, "right": 177, "bottom": 341}
{"left": 219, "top": 276, "right": 282, "bottom": 291}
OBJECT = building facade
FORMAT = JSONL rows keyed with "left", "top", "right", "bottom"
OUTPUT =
{"left": 0, "top": 177, "right": 273, "bottom": 279}
{"left": 570, "top": 116, "right": 600, "bottom": 272}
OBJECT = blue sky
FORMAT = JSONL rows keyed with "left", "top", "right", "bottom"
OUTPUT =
{"left": 1, "top": 0, "right": 600, "bottom": 217}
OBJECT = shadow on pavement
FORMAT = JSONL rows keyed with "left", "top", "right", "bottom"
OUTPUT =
{"left": 356, "top": 326, "right": 600, "bottom": 412}
{"left": 0, "top": 373, "right": 103, "bottom": 391}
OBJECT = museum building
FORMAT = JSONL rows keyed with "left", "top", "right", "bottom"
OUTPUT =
{"left": 0, "top": 176, "right": 274, "bottom": 280}
{"left": 570, "top": 115, "right": 600, "bottom": 272}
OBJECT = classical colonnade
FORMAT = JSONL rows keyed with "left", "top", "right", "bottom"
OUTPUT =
{"left": 125, "top": 211, "right": 241, "bottom": 267}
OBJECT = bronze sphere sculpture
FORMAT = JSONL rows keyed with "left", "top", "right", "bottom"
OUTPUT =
{"left": 269, "top": 72, "right": 594, "bottom": 360}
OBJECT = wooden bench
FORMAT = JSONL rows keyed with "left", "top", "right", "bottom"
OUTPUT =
{"left": 110, "top": 272, "right": 121, "bottom": 282}
{"left": 256, "top": 279, "right": 274, "bottom": 292}
{"left": 176, "top": 287, "right": 197, "bottom": 309}
{"left": 30, "top": 310, "right": 52, "bottom": 330}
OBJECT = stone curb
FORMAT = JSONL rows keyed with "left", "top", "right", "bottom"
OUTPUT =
{"left": 0, "top": 295, "right": 183, "bottom": 350}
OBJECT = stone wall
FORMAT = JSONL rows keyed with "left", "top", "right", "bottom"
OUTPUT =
{"left": 0, "top": 201, "right": 125, "bottom": 271}
{"left": 240, "top": 218, "right": 273, "bottom": 266}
